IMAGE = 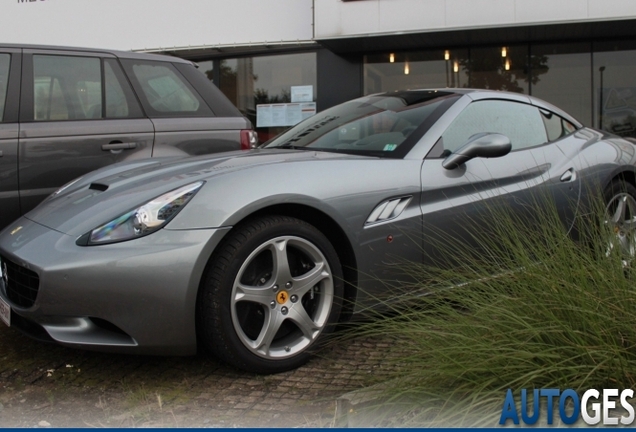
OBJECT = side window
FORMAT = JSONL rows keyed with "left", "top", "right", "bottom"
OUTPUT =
{"left": 540, "top": 109, "right": 578, "bottom": 142}
{"left": 33, "top": 55, "right": 102, "bottom": 121}
{"left": 0, "top": 54, "right": 9, "bottom": 122}
{"left": 104, "top": 59, "right": 144, "bottom": 119}
{"left": 441, "top": 100, "right": 548, "bottom": 152}
{"left": 34, "top": 77, "right": 68, "bottom": 120}
{"left": 105, "top": 61, "right": 128, "bottom": 117}
{"left": 122, "top": 59, "right": 213, "bottom": 117}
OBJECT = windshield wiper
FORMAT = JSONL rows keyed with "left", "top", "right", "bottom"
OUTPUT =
{"left": 272, "top": 143, "right": 315, "bottom": 150}
{"left": 264, "top": 115, "right": 340, "bottom": 149}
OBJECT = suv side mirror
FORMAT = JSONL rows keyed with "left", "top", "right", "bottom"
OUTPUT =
{"left": 442, "top": 133, "right": 512, "bottom": 170}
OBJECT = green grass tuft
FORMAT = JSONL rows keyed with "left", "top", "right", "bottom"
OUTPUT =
{"left": 342, "top": 190, "right": 636, "bottom": 426}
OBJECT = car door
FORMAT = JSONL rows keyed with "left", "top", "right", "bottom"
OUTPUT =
{"left": 18, "top": 49, "right": 155, "bottom": 214}
{"left": 119, "top": 58, "right": 246, "bottom": 156}
{"left": 419, "top": 98, "right": 581, "bottom": 266}
{"left": 0, "top": 48, "right": 20, "bottom": 230}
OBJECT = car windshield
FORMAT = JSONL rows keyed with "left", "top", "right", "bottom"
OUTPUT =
{"left": 263, "top": 91, "right": 459, "bottom": 158}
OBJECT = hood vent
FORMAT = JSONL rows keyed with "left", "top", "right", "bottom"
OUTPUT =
{"left": 366, "top": 196, "right": 412, "bottom": 225}
{"left": 89, "top": 183, "right": 109, "bottom": 192}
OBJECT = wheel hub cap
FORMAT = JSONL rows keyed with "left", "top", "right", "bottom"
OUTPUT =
{"left": 276, "top": 290, "right": 289, "bottom": 304}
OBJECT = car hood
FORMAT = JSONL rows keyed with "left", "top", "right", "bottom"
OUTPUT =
{"left": 19, "top": 149, "right": 372, "bottom": 236}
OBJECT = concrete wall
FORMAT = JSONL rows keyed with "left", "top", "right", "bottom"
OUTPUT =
{"left": 314, "top": 0, "right": 636, "bottom": 39}
{"left": 1, "top": 0, "right": 313, "bottom": 51}
{"left": 5, "top": 1, "right": 636, "bottom": 53}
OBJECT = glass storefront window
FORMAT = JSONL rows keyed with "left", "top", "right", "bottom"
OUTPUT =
{"left": 197, "top": 60, "right": 214, "bottom": 84}
{"left": 364, "top": 49, "right": 469, "bottom": 94}
{"left": 364, "top": 46, "right": 530, "bottom": 94}
{"left": 531, "top": 43, "right": 591, "bottom": 126}
{"left": 593, "top": 41, "right": 636, "bottom": 138}
{"left": 192, "top": 39, "right": 636, "bottom": 144}
{"left": 219, "top": 52, "right": 317, "bottom": 143}
{"left": 469, "top": 45, "right": 528, "bottom": 93}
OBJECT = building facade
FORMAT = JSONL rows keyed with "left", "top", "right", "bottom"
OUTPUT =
{"left": 3, "top": 0, "right": 636, "bottom": 142}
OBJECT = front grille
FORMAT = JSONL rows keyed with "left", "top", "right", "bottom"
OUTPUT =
{"left": 1, "top": 255, "right": 40, "bottom": 308}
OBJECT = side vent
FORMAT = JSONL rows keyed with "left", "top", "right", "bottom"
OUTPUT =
{"left": 366, "top": 196, "right": 412, "bottom": 225}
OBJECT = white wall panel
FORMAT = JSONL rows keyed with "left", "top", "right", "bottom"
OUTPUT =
{"left": 445, "top": 0, "right": 515, "bottom": 28}
{"left": 0, "top": 0, "right": 313, "bottom": 51}
{"left": 379, "top": 0, "right": 447, "bottom": 32}
{"left": 315, "top": 0, "right": 636, "bottom": 39}
{"left": 4, "top": 0, "right": 636, "bottom": 50}
{"left": 514, "top": 0, "right": 589, "bottom": 24}
{"left": 588, "top": 0, "right": 636, "bottom": 18}
{"left": 338, "top": 0, "right": 381, "bottom": 36}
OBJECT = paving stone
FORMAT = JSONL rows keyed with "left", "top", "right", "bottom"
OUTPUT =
{"left": 0, "top": 324, "right": 400, "bottom": 427}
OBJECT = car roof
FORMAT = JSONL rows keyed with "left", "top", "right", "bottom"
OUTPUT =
{"left": 372, "top": 88, "right": 583, "bottom": 128}
{"left": 0, "top": 43, "right": 191, "bottom": 64}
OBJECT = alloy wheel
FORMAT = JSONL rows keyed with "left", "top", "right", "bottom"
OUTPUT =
{"left": 230, "top": 236, "right": 334, "bottom": 359}
{"left": 605, "top": 192, "right": 636, "bottom": 265}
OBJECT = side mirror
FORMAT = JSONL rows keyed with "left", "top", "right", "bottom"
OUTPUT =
{"left": 442, "top": 133, "right": 512, "bottom": 170}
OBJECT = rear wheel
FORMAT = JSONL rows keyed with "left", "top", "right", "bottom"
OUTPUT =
{"left": 197, "top": 215, "right": 344, "bottom": 374}
{"left": 603, "top": 180, "right": 636, "bottom": 265}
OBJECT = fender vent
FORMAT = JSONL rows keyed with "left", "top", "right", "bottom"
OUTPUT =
{"left": 366, "top": 196, "right": 412, "bottom": 225}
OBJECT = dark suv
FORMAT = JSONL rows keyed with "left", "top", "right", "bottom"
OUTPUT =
{"left": 0, "top": 44, "right": 255, "bottom": 229}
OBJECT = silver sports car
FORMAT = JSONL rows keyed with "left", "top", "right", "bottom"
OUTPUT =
{"left": 1, "top": 89, "right": 634, "bottom": 374}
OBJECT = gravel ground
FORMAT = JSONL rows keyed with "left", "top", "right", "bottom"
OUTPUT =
{"left": 0, "top": 323, "right": 393, "bottom": 428}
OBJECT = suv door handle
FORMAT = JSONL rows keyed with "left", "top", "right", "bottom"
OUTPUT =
{"left": 101, "top": 142, "right": 137, "bottom": 151}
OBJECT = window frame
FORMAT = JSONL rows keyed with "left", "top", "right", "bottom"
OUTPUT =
{"left": 103, "top": 58, "right": 145, "bottom": 119}
{"left": 120, "top": 59, "right": 214, "bottom": 118}
{"left": 0, "top": 49, "right": 21, "bottom": 124}
{"left": 0, "top": 53, "right": 11, "bottom": 123}
{"left": 539, "top": 108, "right": 578, "bottom": 143}
{"left": 438, "top": 99, "right": 550, "bottom": 154}
{"left": 20, "top": 50, "right": 146, "bottom": 123}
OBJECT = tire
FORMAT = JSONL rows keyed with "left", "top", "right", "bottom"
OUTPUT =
{"left": 197, "top": 215, "right": 344, "bottom": 374}
{"left": 603, "top": 179, "right": 636, "bottom": 264}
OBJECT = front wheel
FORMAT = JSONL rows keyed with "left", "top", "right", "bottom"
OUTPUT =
{"left": 197, "top": 215, "right": 344, "bottom": 374}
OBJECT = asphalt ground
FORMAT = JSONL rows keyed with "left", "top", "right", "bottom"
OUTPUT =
{"left": 0, "top": 323, "right": 393, "bottom": 428}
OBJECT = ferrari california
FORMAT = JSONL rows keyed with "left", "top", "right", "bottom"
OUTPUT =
{"left": 1, "top": 89, "right": 634, "bottom": 374}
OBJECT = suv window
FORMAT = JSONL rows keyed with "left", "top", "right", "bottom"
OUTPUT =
{"left": 122, "top": 59, "right": 213, "bottom": 117}
{"left": 34, "top": 55, "right": 102, "bottom": 121}
{"left": 104, "top": 59, "right": 144, "bottom": 118}
{"left": 442, "top": 100, "right": 548, "bottom": 152}
{"left": 0, "top": 54, "right": 9, "bottom": 122}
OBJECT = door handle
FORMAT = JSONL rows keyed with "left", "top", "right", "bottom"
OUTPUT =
{"left": 101, "top": 142, "right": 137, "bottom": 151}
{"left": 560, "top": 168, "right": 577, "bottom": 182}
{"left": 0, "top": 150, "right": 3, "bottom": 157}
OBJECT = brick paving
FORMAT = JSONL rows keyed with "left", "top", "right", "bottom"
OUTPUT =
{"left": 0, "top": 323, "right": 395, "bottom": 427}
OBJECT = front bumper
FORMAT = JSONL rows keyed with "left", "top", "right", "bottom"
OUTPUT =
{"left": 0, "top": 217, "right": 230, "bottom": 355}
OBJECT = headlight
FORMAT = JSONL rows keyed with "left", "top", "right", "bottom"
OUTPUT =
{"left": 76, "top": 181, "right": 204, "bottom": 246}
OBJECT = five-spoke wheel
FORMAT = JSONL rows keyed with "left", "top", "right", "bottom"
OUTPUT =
{"left": 197, "top": 216, "right": 343, "bottom": 374}
{"left": 604, "top": 180, "right": 636, "bottom": 265}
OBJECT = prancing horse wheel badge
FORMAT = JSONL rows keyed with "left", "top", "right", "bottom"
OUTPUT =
{"left": 276, "top": 291, "right": 288, "bottom": 304}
